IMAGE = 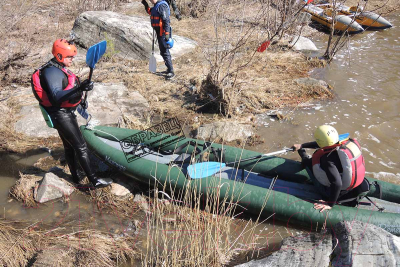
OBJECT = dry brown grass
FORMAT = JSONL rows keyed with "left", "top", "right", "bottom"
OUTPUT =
{"left": 9, "top": 173, "right": 42, "bottom": 207}
{"left": 141, "top": 164, "right": 282, "bottom": 267}
{"left": 0, "top": 219, "right": 139, "bottom": 267}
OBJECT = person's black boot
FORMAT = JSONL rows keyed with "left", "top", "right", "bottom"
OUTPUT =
{"left": 166, "top": 72, "right": 175, "bottom": 80}
{"left": 70, "top": 169, "right": 86, "bottom": 184}
{"left": 88, "top": 176, "right": 113, "bottom": 188}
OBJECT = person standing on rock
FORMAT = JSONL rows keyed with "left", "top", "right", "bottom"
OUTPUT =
{"left": 291, "top": 125, "right": 368, "bottom": 212}
{"left": 142, "top": 0, "right": 175, "bottom": 80}
{"left": 31, "top": 39, "right": 112, "bottom": 188}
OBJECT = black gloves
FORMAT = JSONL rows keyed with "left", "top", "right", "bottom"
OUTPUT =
{"left": 79, "top": 79, "right": 94, "bottom": 92}
{"left": 141, "top": 0, "right": 149, "bottom": 10}
{"left": 80, "top": 99, "right": 88, "bottom": 109}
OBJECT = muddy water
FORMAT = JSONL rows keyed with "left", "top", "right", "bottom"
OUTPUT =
{"left": 256, "top": 14, "right": 400, "bottom": 183}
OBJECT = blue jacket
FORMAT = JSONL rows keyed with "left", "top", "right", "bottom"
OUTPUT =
{"left": 150, "top": 0, "right": 171, "bottom": 36}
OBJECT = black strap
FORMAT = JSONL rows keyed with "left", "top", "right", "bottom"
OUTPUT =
{"left": 365, "top": 196, "right": 385, "bottom": 212}
{"left": 372, "top": 181, "right": 383, "bottom": 199}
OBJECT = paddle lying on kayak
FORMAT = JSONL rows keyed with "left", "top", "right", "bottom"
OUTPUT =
{"left": 187, "top": 133, "right": 350, "bottom": 179}
{"left": 187, "top": 148, "right": 294, "bottom": 179}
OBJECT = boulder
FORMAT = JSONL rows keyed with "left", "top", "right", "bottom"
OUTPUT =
{"left": 195, "top": 121, "right": 253, "bottom": 142}
{"left": 15, "top": 104, "right": 59, "bottom": 138}
{"left": 236, "top": 233, "right": 331, "bottom": 267}
{"left": 14, "top": 83, "right": 150, "bottom": 137}
{"left": 294, "top": 77, "right": 330, "bottom": 90}
{"left": 290, "top": 36, "right": 318, "bottom": 51}
{"left": 110, "top": 182, "right": 132, "bottom": 197}
{"left": 332, "top": 221, "right": 400, "bottom": 267}
{"left": 12, "top": 87, "right": 59, "bottom": 137}
{"left": 34, "top": 172, "right": 74, "bottom": 203}
{"left": 76, "top": 83, "right": 150, "bottom": 126}
{"left": 72, "top": 11, "right": 197, "bottom": 61}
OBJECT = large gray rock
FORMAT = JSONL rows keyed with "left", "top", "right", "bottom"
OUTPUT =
{"left": 72, "top": 11, "right": 197, "bottom": 61}
{"left": 236, "top": 233, "right": 331, "bottom": 267}
{"left": 294, "top": 77, "right": 330, "bottom": 90}
{"left": 15, "top": 104, "right": 59, "bottom": 137}
{"left": 35, "top": 172, "right": 74, "bottom": 203}
{"left": 332, "top": 221, "right": 400, "bottom": 267}
{"left": 290, "top": 36, "right": 318, "bottom": 51}
{"left": 195, "top": 121, "right": 253, "bottom": 142}
{"left": 76, "top": 82, "right": 150, "bottom": 126}
{"left": 13, "top": 87, "right": 59, "bottom": 137}
{"left": 14, "top": 83, "right": 149, "bottom": 137}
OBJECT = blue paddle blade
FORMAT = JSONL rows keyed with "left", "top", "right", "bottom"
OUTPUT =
{"left": 187, "top": 162, "right": 226, "bottom": 179}
{"left": 339, "top": 133, "right": 350, "bottom": 141}
{"left": 86, "top": 40, "right": 107, "bottom": 69}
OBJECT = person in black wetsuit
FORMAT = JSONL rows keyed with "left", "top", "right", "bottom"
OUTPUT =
{"left": 142, "top": 0, "right": 175, "bottom": 79}
{"left": 292, "top": 125, "right": 366, "bottom": 212}
{"left": 31, "top": 39, "right": 112, "bottom": 188}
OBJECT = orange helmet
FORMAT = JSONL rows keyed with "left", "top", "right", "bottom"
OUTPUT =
{"left": 52, "top": 39, "right": 77, "bottom": 63}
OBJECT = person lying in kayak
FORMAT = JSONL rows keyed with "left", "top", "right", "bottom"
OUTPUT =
{"left": 31, "top": 39, "right": 113, "bottom": 188}
{"left": 291, "top": 125, "right": 366, "bottom": 212}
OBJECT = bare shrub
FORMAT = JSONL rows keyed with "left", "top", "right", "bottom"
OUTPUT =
{"left": 323, "top": 0, "right": 399, "bottom": 62}
{"left": 68, "top": 0, "right": 130, "bottom": 14}
{"left": 198, "top": 0, "right": 308, "bottom": 116}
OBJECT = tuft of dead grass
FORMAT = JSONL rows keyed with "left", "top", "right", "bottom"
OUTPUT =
{"left": 0, "top": 219, "right": 139, "bottom": 267}
{"left": 141, "top": 161, "right": 281, "bottom": 266}
{"left": 9, "top": 172, "right": 42, "bottom": 207}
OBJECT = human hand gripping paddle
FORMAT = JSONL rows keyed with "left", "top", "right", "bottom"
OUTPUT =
{"left": 187, "top": 148, "right": 295, "bottom": 179}
{"left": 77, "top": 40, "right": 107, "bottom": 120}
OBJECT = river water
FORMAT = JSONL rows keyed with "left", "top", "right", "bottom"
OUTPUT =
{"left": 257, "top": 14, "right": 400, "bottom": 184}
{"left": 0, "top": 13, "right": 398, "bottom": 264}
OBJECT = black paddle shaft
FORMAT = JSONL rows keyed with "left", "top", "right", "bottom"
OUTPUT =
{"left": 84, "top": 68, "right": 94, "bottom": 103}
{"left": 226, "top": 154, "right": 264, "bottom": 166}
{"left": 152, "top": 29, "right": 155, "bottom": 53}
{"left": 226, "top": 148, "right": 294, "bottom": 166}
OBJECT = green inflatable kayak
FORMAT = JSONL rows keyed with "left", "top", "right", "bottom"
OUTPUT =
{"left": 81, "top": 124, "right": 400, "bottom": 235}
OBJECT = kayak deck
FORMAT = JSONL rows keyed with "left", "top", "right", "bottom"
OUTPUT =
{"left": 98, "top": 136, "right": 400, "bottom": 215}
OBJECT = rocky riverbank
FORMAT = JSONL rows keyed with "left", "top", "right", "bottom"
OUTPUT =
{"left": 236, "top": 221, "right": 400, "bottom": 267}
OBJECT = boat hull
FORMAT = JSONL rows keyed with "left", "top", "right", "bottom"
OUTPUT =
{"left": 82, "top": 126, "right": 400, "bottom": 235}
{"left": 303, "top": 5, "right": 364, "bottom": 34}
{"left": 320, "top": 4, "right": 392, "bottom": 29}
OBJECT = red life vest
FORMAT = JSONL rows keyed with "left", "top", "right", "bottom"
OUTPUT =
{"left": 31, "top": 61, "right": 81, "bottom": 108}
{"left": 312, "top": 138, "right": 365, "bottom": 191}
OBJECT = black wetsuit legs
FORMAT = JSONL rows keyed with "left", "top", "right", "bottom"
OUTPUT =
{"left": 51, "top": 109, "right": 95, "bottom": 182}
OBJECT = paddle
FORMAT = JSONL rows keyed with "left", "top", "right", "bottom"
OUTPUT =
{"left": 86, "top": 40, "right": 107, "bottom": 82}
{"left": 149, "top": 29, "right": 157, "bottom": 73}
{"left": 187, "top": 148, "right": 294, "bottom": 179}
{"left": 78, "top": 41, "right": 107, "bottom": 119}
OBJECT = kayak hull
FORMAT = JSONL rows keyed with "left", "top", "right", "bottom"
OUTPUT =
{"left": 317, "top": 4, "right": 392, "bottom": 29}
{"left": 303, "top": 5, "right": 364, "bottom": 34}
{"left": 82, "top": 125, "right": 400, "bottom": 235}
